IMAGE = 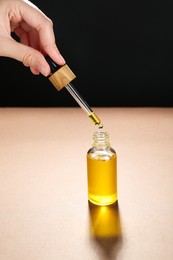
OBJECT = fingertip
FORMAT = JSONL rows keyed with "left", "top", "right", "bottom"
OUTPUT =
{"left": 51, "top": 52, "right": 66, "bottom": 66}
{"left": 58, "top": 54, "right": 66, "bottom": 65}
{"left": 46, "top": 47, "right": 66, "bottom": 66}
{"left": 39, "top": 65, "right": 50, "bottom": 77}
{"left": 30, "top": 67, "right": 40, "bottom": 75}
{"left": 32, "top": 59, "right": 50, "bottom": 77}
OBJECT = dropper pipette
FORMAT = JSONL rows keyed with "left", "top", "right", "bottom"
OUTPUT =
{"left": 45, "top": 56, "right": 103, "bottom": 128}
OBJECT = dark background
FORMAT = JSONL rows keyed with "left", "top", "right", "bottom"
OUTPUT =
{"left": 0, "top": 0, "right": 173, "bottom": 107}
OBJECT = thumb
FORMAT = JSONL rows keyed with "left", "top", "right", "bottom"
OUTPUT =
{"left": 0, "top": 37, "right": 50, "bottom": 76}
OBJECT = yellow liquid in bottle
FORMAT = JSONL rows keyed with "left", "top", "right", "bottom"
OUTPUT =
{"left": 87, "top": 154, "right": 117, "bottom": 206}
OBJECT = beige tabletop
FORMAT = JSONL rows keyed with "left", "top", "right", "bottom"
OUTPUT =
{"left": 0, "top": 107, "right": 173, "bottom": 260}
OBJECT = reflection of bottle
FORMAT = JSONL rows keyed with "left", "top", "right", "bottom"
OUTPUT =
{"left": 87, "top": 130, "right": 117, "bottom": 206}
{"left": 89, "top": 202, "right": 121, "bottom": 238}
{"left": 88, "top": 202, "right": 122, "bottom": 259}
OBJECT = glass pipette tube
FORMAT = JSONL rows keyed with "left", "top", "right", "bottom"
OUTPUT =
{"left": 45, "top": 55, "right": 103, "bottom": 128}
{"left": 65, "top": 83, "right": 103, "bottom": 128}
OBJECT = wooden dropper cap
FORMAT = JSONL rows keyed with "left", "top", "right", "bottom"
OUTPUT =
{"left": 45, "top": 56, "right": 76, "bottom": 91}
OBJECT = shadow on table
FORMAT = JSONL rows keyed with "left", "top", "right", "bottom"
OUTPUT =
{"left": 88, "top": 201, "right": 123, "bottom": 260}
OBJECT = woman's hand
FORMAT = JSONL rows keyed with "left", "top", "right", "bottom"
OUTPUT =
{"left": 0, "top": 0, "right": 65, "bottom": 76}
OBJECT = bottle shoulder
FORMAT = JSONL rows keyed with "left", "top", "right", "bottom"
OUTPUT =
{"left": 87, "top": 146, "right": 116, "bottom": 160}
{"left": 87, "top": 145, "right": 116, "bottom": 152}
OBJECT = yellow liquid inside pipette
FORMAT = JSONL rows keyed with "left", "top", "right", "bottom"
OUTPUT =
{"left": 88, "top": 112, "right": 103, "bottom": 129}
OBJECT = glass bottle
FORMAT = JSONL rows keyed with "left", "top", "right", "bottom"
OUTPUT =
{"left": 87, "top": 130, "right": 117, "bottom": 206}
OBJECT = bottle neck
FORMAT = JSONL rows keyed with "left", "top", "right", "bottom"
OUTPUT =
{"left": 93, "top": 131, "right": 110, "bottom": 148}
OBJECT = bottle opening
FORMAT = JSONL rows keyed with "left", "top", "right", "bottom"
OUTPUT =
{"left": 93, "top": 130, "right": 110, "bottom": 147}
